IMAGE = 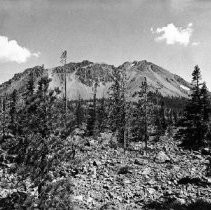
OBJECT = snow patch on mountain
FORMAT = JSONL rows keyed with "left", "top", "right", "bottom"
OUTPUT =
{"left": 180, "top": 85, "right": 190, "bottom": 91}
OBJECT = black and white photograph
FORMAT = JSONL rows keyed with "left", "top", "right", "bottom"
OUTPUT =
{"left": 0, "top": 0, "right": 211, "bottom": 209}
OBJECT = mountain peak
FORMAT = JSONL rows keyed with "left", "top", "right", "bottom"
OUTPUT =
{"left": 0, "top": 60, "right": 191, "bottom": 99}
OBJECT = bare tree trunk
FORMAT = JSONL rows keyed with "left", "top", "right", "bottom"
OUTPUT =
{"left": 60, "top": 50, "right": 68, "bottom": 127}
{"left": 143, "top": 77, "right": 148, "bottom": 154}
{"left": 93, "top": 81, "right": 97, "bottom": 138}
{"left": 64, "top": 60, "right": 67, "bottom": 127}
{"left": 124, "top": 123, "right": 127, "bottom": 152}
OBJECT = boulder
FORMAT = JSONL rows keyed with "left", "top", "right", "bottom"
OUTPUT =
{"left": 154, "top": 151, "right": 170, "bottom": 163}
{"left": 194, "top": 154, "right": 203, "bottom": 160}
{"left": 0, "top": 191, "right": 27, "bottom": 209}
{"left": 134, "top": 159, "right": 142, "bottom": 165}
{"left": 141, "top": 167, "right": 151, "bottom": 175}
{"left": 202, "top": 148, "right": 211, "bottom": 156}
{"left": 147, "top": 188, "right": 156, "bottom": 195}
{"left": 117, "top": 166, "right": 132, "bottom": 175}
{"left": 93, "top": 160, "right": 101, "bottom": 167}
{"left": 178, "top": 176, "right": 211, "bottom": 186}
{"left": 176, "top": 198, "right": 186, "bottom": 205}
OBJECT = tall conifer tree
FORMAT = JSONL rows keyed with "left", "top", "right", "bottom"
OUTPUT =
{"left": 178, "top": 65, "right": 210, "bottom": 149}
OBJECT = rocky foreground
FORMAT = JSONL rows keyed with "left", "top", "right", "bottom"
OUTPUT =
{"left": 69, "top": 133, "right": 211, "bottom": 209}
{"left": 1, "top": 131, "right": 211, "bottom": 209}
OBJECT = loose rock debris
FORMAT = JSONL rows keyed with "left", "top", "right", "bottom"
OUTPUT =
{"left": 1, "top": 133, "right": 211, "bottom": 209}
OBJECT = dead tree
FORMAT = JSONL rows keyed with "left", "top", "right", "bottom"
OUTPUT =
{"left": 60, "top": 50, "right": 68, "bottom": 126}
{"left": 143, "top": 77, "right": 149, "bottom": 153}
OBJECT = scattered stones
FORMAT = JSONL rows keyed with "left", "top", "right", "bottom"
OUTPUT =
{"left": 2, "top": 130, "right": 211, "bottom": 209}
{"left": 66, "top": 134, "right": 211, "bottom": 209}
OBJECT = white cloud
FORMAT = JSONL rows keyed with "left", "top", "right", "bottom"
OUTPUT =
{"left": 151, "top": 23, "right": 194, "bottom": 46}
{"left": 0, "top": 35, "right": 40, "bottom": 64}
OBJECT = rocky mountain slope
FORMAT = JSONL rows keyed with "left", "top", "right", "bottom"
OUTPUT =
{"left": 0, "top": 60, "right": 191, "bottom": 99}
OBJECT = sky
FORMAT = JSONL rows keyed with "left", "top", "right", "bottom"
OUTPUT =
{"left": 0, "top": 0, "right": 211, "bottom": 89}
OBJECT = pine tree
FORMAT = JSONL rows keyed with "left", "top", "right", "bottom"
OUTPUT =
{"left": 0, "top": 95, "right": 7, "bottom": 142}
{"left": 200, "top": 82, "right": 211, "bottom": 144}
{"left": 108, "top": 67, "right": 129, "bottom": 147}
{"left": 131, "top": 101, "right": 145, "bottom": 142}
{"left": 154, "top": 101, "right": 167, "bottom": 141}
{"left": 124, "top": 101, "right": 133, "bottom": 150}
{"left": 141, "top": 77, "right": 149, "bottom": 152}
{"left": 75, "top": 95, "right": 84, "bottom": 128}
{"left": 15, "top": 76, "right": 65, "bottom": 195}
{"left": 160, "top": 101, "right": 167, "bottom": 132}
{"left": 96, "top": 96, "right": 107, "bottom": 132}
{"left": 120, "top": 68, "right": 129, "bottom": 150}
{"left": 178, "top": 65, "right": 210, "bottom": 149}
{"left": 26, "top": 72, "right": 35, "bottom": 97}
{"left": 8, "top": 89, "right": 18, "bottom": 136}
{"left": 201, "top": 83, "right": 210, "bottom": 122}
{"left": 132, "top": 77, "right": 154, "bottom": 152}
{"left": 172, "top": 110, "right": 178, "bottom": 125}
{"left": 86, "top": 81, "right": 98, "bottom": 136}
{"left": 108, "top": 68, "right": 122, "bottom": 132}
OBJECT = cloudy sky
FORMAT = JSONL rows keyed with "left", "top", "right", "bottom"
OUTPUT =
{"left": 0, "top": 0, "right": 211, "bottom": 89}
